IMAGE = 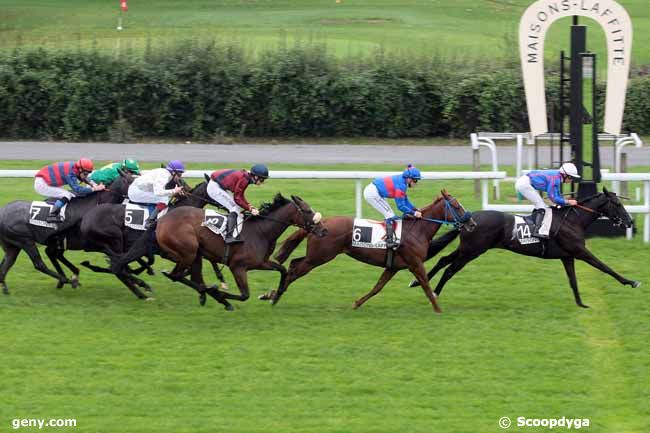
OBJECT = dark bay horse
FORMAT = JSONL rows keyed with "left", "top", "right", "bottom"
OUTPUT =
{"left": 269, "top": 190, "right": 475, "bottom": 313}
{"left": 411, "top": 188, "right": 641, "bottom": 308}
{"left": 0, "top": 177, "right": 132, "bottom": 295}
{"left": 120, "top": 194, "right": 326, "bottom": 310}
{"left": 77, "top": 178, "right": 228, "bottom": 300}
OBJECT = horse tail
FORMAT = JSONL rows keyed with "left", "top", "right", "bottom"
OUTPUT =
{"left": 426, "top": 228, "right": 460, "bottom": 260}
{"left": 275, "top": 229, "right": 309, "bottom": 264}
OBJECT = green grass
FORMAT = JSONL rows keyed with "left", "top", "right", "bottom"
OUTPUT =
{"left": 2, "top": 0, "right": 650, "bottom": 66}
{"left": 0, "top": 162, "right": 649, "bottom": 432}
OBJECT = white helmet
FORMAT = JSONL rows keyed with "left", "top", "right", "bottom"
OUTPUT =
{"left": 559, "top": 162, "right": 580, "bottom": 179}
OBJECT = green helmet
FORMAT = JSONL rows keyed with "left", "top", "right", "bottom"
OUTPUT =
{"left": 122, "top": 158, "right": 140, "bottom": 175}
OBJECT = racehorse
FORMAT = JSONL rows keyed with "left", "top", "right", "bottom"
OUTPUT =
{"left": 0, "top": 174, "right": 132, "bottom": 295}
{"left": 410, "top": 188, "right": 641, "bottom": 308}
{"left": 113, "top": 194, "right": 326, "bottom": 310}
{"left": 77, "top": 177, "right": 228, "bottom": 300}
{"left": 41, "top": 170, "right": 136, "bottom": 289}
{"left": 269, "top": 190, "right": 475, "bottom": 313}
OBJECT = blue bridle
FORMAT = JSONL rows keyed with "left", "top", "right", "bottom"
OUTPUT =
{"left": 418, "top": 196, "right": 472, "bottom": 229}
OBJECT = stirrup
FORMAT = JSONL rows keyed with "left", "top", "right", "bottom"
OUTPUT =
{"left": 46, "top": 213, "right": 62, "bottom": 223}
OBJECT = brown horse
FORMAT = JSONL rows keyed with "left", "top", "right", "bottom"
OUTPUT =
{"left": 140, "top": 194, "right": 327, "bottom": 310}
{"left": 269, "top": 190, "right": 475, "bottom": 313}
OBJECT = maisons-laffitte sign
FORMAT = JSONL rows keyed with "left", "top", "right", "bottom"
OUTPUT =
{"left": 519, "top": 0, "right": 632, "bottom": 136}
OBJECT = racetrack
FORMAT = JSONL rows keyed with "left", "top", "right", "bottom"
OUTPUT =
{"left": 1, "top": 162, "right": 648, "bottom": 433}
{"left": 2, "top": 141, "right": 650, "bottom": 166}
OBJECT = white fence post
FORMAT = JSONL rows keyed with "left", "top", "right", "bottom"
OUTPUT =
{"left": 355, "top": 179, "right": 363, "bottom": 219}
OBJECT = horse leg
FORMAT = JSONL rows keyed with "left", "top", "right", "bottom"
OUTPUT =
{"left": 409, "top": 261, "right": 442, "bottom": 313}
{"left": 210, "top": 261, "right": 229, "bottom": 290}
{"left": 23, "top": 243, "right": 67, "bottom": 286}
{"left": 573, "top": 248, "right": 641, "bottom": 288}
{"left": 220, "top": 267, "right": 250, "bottom": 302}
{"left": 353, "top": 268, "right": 397, "bottom": 309}
{"left": 115, "top": 270, "right": 150, "bottom": 300}
{"left": 409, "top": 248, "right": 460, "bottom": 288}
{"left": 432, "top": 253, "right": 476, "bottom": 297}
{"left": 55, "top": 248, "right": 81, "bottom": 288}
{"left": 45, "top": 242, "right": 70, "bottom": 289}
{"left": 191, "top": 258, "right": 233, "bottom": 310}
{"left": 0, "top": 244, "right": 20, "bottom": 295}
{"left": 248, "top": 260, "right": 286, "bottom": 301}
{"left": 561, "top": 257, "right": 588, "bottom": 308}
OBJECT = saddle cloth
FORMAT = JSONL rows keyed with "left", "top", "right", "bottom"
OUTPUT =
{"left": 201, "top": 209, "right": 228, "bottom": 237}
{"left": 351, "top": 218, "right": 403, "bottom": 249}
{"left": 512, "top": 215, "right": 541, "bottom": 245}
{"left": 123, "top": 202, "right": 153, "bottom": 231}
{"left": 29, "top": 201, "right": 68, "bottom": 229}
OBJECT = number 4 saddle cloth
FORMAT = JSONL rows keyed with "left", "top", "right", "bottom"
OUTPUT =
{"left": 351, "top": 219, "right": 404, "bottom": 249}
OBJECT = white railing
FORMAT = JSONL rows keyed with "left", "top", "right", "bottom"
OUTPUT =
{"left": 0, "top": 169, "right": 507, "bottom": 220}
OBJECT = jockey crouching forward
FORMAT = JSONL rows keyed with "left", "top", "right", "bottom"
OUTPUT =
{"left": 128, "top": 160, "right": 185, "bottom": 232}
{"left": 207, "top": 164, "right": 269, "bottom": 244}
{"left": 34, "top": 158, "right": 105, "bottom": 223}
{"left": 90, "top": 158, "right": 141, "bottom": 186}
{"left": 363, "top": 164, "right": 423, "bottom": 249}
{"left": 515, "top": 162, "right": 580, "bottom": 239}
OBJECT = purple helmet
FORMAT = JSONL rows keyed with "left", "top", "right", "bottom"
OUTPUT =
{"left": 166, "top": 160, "right": 185, "bottom": 173}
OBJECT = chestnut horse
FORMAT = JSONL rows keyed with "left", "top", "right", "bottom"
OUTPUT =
{"left": 114, "top": 194, "right": 327, "bottom": 310}
{"left": 269, "top": 190, "right": 475, "bottom": 313}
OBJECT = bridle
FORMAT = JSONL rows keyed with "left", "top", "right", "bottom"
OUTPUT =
{"left": 420, "top": 195, "right": 473, "bottom": 229}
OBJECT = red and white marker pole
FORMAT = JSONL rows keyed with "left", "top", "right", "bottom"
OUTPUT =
{"left": 117, "top": 0, "right": 128, "bottom": 30}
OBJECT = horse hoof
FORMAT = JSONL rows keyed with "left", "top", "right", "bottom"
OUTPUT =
{"left": 147, "top": 269, "right": 155, "bottom": 276}
{"left": 145, "top": 297, "right": 156, "bottom": 302}
{"left": 577, "top": 302, "right": 590, "bottom": 309}
{"left": 144, "top": 286, "right": 153, "bottom": 293}
{"left": 199, "top": 293, "right": 207, "bottom": 306}
{"left": 56, "top": 281, "right": 64, "bottom": 289}
{"left": 71, "top": 278, "right": 80, "bottom": 289}
{"left": 352, "top": 302, "right": 360, "bottom": 310}
{"left": 224, "top": 304, "right": 234, "bottom": 311}
{"left": 2, "top": 288, "right": 9, "bottom": 295}
{"left": 408, "top": 280, "right": 419, "bottom": 288}
{"left": 632, "top": 280, "right": 642, "bottom": 288}
{"left": 80, "top": 260, "right": 90, "bottom": 266}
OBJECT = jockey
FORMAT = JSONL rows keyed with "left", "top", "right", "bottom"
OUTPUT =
{"left": 515, "top": 162, "right": 580, "bottom": 238}
{"left": 207, "top": 164, "right": 269, "bottom": 244}
{"left": 363, "top": 164, "right": 422, "bottom": 249}
{"left": 34, "top": 158, "right": 105, "bottom": 222}
{"left": 128, "top": 160, "right": 185, "bottom": 230}
{"left": 90, "top": 158, "right": 141, "bottom": 186}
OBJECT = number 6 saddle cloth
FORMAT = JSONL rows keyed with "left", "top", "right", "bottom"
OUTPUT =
{"left": 351, "top": 219, "right": 404, "bottom": 249}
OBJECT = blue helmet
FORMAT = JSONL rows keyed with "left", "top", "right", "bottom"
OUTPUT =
{"left": 166, "top": 160, "right": 185, "bottom": 173}
{"left": 250, "top": 164, "right": 269, "bottom": 179}
{"left": 402, "top": 164, "right": 421, "bottom": 180}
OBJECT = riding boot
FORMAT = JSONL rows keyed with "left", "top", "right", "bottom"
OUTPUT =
{"left": 532, "top": 208, "right": 549, "bottom": 239}
{"left": 144, "top": 208, "right": 159, "bottom": 231}
{"left": 224, "top": 212, "right": 243, "bottom": 244}
{"left": 47, "top": 197, "right": 69, "bottom": 223}
{"left": 385, "top": 219, "right": 396, "bottom": 249}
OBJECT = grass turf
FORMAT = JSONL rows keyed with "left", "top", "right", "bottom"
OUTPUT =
{"left": 1, "top": 0, "right": 650, "bottom": 67}
{"left": 0, "top": 162, "right": 648, "bottom": 432}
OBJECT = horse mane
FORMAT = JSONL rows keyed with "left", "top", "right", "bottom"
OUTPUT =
{"left": 420, "top": 195, "right": 444, "bottom": 212}
{"left": 190, "top": 180, "right": 208, "bottom": 194}
{"left": 259, "top": 193, "right": 291, "bottom": 216}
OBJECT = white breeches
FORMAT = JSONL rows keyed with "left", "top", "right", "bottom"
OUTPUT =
{"left": 515, "top": 176, "right": 547, "bottom": 209}
{"left": 207, "top": 181, "right": 244, "bottom": 231}
{"left": 128, "top": 184, "right": 169, "bottom": 205}
{"left": 364, "top": 183, "right": 396, "bottom": 220}
{"left": 34, "top": 177, "right": 74, "bottom": 200}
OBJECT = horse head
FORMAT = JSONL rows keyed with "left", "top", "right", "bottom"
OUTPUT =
{"left": 422, "top": 190, "right": 476, "bottom": 231}
{"left": 290, "top": 195, "right": 328, "bottom": 237}
{"left": 590, "top": 187, "right": 633, "bottom": 228}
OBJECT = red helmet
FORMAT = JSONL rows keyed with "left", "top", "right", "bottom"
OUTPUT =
{"left": 75, "top": 158, "right": 94, "bottom": 172}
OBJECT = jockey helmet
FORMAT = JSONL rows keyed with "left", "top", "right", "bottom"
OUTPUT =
{"left": 75, "top": 158, "right": 94, "bottom": 173}
{"left": 122, "top": 158, "right": 140, "bottom": 175}
{"left": 402, "top": 164, "right": 422, "bottom": 180}
{"left": 166, "top": 160, "right": 185, "bottom": 174}
{"left": 559, "top": 162, "right": 580, "bottom": 179}
{"left": 250, "top": 164, "right": 269, "bottom": 179}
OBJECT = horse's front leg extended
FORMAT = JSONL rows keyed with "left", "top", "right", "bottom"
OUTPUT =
{"left": 353, "top": 268, "right": 397, "bottom": 309}
{"left": 561, "top": 257, "right": 588, "bottom": 308}
{"left": 410, "top": 261, "right": 442, "bottom": 313}
{"left": 574, "top": 247, "right": 641, "bottom": 288}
